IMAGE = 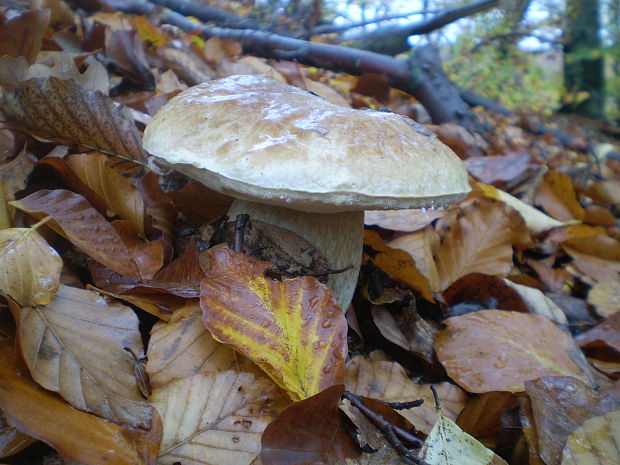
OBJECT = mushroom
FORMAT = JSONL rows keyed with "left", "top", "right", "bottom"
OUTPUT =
{"left": 142, "top": 75, "right": 470, "bottom": 310}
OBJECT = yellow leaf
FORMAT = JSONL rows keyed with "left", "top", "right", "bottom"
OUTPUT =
{"left": 200, "top": 246, "right": 347, "bottom": 401}
{"left": 129, "top": 16, "right": 167, "bottom": 46}
{"left": 561, "top": 410, "right": 620, "bottom": 465}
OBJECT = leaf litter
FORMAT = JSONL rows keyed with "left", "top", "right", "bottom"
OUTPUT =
{"left": 0, "top": 2, "right": 619, "bottom": 465}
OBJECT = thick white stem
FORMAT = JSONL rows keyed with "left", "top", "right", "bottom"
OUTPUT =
{"left": 228, "top": 199, "right": 364, "bottom": 310}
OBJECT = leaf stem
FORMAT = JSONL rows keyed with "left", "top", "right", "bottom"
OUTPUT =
{"left": 30, "top": 216, "right": 53, "bottom": 231}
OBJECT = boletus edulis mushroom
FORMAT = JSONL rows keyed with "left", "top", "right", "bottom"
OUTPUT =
{"left": 142, "top": 75, "right": 470, "bottom": 310}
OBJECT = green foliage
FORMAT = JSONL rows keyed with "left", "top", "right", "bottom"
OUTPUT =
{"left": 444, "top": 36, "right": 563, "bottom": 115}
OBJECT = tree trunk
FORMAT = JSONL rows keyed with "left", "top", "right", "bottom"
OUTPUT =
{"left": 562, "top": 0, "right": 604, "bottom": 119}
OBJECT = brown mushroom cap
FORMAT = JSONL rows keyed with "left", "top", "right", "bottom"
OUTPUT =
{"left": 143, "top": 75, "right": 470, "bottom": 213}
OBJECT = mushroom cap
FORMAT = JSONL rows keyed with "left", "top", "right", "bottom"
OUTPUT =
{"left": 143, "top": 75, "right": 470, "bottom": 213}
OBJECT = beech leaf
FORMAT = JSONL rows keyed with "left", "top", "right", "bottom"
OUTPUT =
{"left": 152, "top": 371, "right": 277, "bottom": 465}
{"left": 1, "top": 77, "right": 146, "bottom": 164}
{"left": 147, "top": 302, "right": 258, "bottom": 390}
{"left": 0, "top": 414, "right": 37, "bottom": 459}
{"left": 435, "top": 310, "right": 595, "bottom": 393}
{"left": 434, "top": 197, "right": 531, "bottom": 292}
{"left": 11, "top": 189, "right": 159, "bottom": 280}
{"left": 260, "top": 384, "right": 361, "bottom": 465}
{"left": 344, "top": 355, "right": 467, "bottom": 434}
{"left": 0, "top": 226, "right": 62, "bottom": 306}
{"left": 201, "top": 246, "right": 348, "bottom": 401}
{"left": 0, "top": 338, "right": 160, "bottom": 465}
{"left": 66, "top": 152, "right": 145, "bottom": 236}
{"left": 561, "top": 410, "right": 620, "bottom": 465}
{"left": 419, "top": 415, "right": 508, "bottom": 465}
{"left": 19, "top": 285, "right": 153, "bottom": 429}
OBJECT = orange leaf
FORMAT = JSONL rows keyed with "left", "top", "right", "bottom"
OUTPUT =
{"left": 200, "top": 246, "right": 347, "bottom": 401}
{"left": 435, "top": 310, "right": 595, "bottom": 393}
{"left": 363, "top": 229, "right": 434, "bottom": 302}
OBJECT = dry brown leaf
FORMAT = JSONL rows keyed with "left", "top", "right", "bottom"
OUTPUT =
{"left": 565, "top": 247, "right": 620, "bottom": 284}
{"left": 363, "top": 229, "right": 434, "bottom": 302}
{"left": 435, "top": 310, "right": 595, "bottom": 393}
{"left": 147, "top": 301, "right": 257, "bottom": 390}
{"left": 261, "top": 384, "right": 361, "bottom": 465}
{"left": 344, "top": 355, "right": 466, "bottom": 434}
{"left": 370, "top": 305, "right": 437, "bottom": 366}
{"left": 1, "top": 77, "right": 146, "bottom": 165}
{"left": 588, "top": 281, "right": 620, "bottom": 317}
{"left": 157, "top": 46, "right": 215, "bottom": 86}
{"left": 586, "top": 180, "right": 620, "bottom": 205}
{"left": 464, "top": 151, "right": 532, "bottom": 184}
{"left": 11, "top": 189, "right": 159, "bottom": 281}
{"left": 575, "top": 311, "right": 620, "bottom": 356}
{"left": 66, "top": 152, "right": 146, "bottom": 236}
{"left": 561, "top": 410, "right": 620, "bottom": 465}
{"left": 584, "top": 204, "right": 616, "bottom": 227}
{"left": 168, "top": 181, "right": 234, "bottom": 226}
{"left": 388, "top": 226, "right": 441, "bottom": 291}
{"left": 153, "top": 371, "right": 277, "bottom": 465}
{"left": 19, "top": 285, "right": 153, "bottom": 429}
{"left": 525, "top": 376, "right": 620, "bottom": 465}
{"left": 0, "top": 226, "right": 62, "bottom": 307}
{"left": 0, "top": 9, "right": 50, "bottom": 64}
{"left": 434, "top": 198, "right": 531, "bottom": 292}
{"left": 443, "top": 273, "right": 529, "bottom": 313}
{"left": 0, "top": 338, "right": 160, "bottom": 465}
{"left": 456, "top": 392, "right": 518, "bottom": 448}
{"left": 106, "top": 29, "right": 155, "bottom": 89}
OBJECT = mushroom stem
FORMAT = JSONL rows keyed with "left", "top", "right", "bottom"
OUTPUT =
{"left": 227, "top": 199, "right": 364, "bottom": 310}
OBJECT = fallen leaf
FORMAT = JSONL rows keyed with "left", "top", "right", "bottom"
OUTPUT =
{"left": 588, "top": 281, "right": 620, "bottom": 317}
{"left": 19, "top": 285, "right": 153, "bottom": 429}
{"left": 436, "top": 122, "right": 483, "bottom": 159}
{"left": 503, "top": 279, "right": 568, "bottom": 325}
{"left": 387, "top": 226, "right": 441, "bottom": 291}
{"left": 1, "top": 77, "right": 146, "bottom": 165}
{"left": 525, "top": 376, "right": 620, "bottom": 465}
{"left": 561, "top": 410, "right": 620, "bottom": 465}
{"left": 419, "top": 414, "right": 508, "bottom": 465}
{"left": 0, "top": 226, "right": 62, "bottom": 306}
{"left": 11, "top": 189, "right": 155, "bottom": 280}
{"left": 0, "top": 338, "right": 159, "bottom": 465}
{"left": 443, "top": 273, "right": 529, "bottom": 314}
{"left": 583, "top": 204, "right": 616, "bottom": 227}
{"left": 261, "top": 385, "right": 360, "bottom": 465}
{"left": 201, "top": 246, "right": 347, "bottom": 401}
{"left": 168, "top": 181, "right": 233, "bottom": 225}
{"left": 478, "top": 183, "right": 575, "bottom": 233}
{"left": 147, "top": 301, "right": 257, "bottom": 390}
{"left": 344, "top": 355, "right": 466, "bottom": 434}
{"left": 0, "top": 9, "right": 50, "bottom": 64}
{"left": 575, "top": 311, "right": 620, "bottom": 356}
{"left": 565, "top": 247, "right": 620, "bottom": 284}
{"left": 153, "top": 371, "right": 277, "bottom": 465}
{"left": 464, "top": 151, "right": 532, "bottom": 184}
{"left": 66, "top": 152, "right": 146, "bottom": 236}
{"left": 586, "top": 180, "right": 620, "bottom": 205}
{"left": 434, "top": 198, "right": 531, "bottom": 292}
{"left": 534, "top": 171, "right": 585, "bottom": 221}
{"left": 456, "top": 391, "right": 519, "bottom": 448}
{"left": 363, "top": 229, "right": 434, "bottom": 302}
{"left": 106, "top": 29, "right": 155, "bottom": 89}
{"left": 435, "top": 310, "right": 595, "bottom": 392}
{"left": 370, "top": 305, "right": 437, "bottom": 366}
